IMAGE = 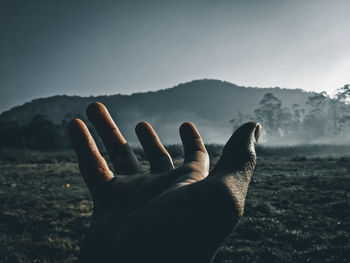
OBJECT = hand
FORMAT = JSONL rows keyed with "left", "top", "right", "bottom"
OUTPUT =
{"left": 68, "top": 102, "right": 261, "bottom": 263}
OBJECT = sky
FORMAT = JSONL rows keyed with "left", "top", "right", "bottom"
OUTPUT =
{"left": 1, "top": 0, "right": 350, "bottom": 113}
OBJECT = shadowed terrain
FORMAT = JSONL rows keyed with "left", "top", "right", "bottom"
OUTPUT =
{"left": 0, "top": 152, "right": 349, "bottom": 262}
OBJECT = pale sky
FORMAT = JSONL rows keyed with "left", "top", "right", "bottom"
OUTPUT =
{"left": 1, "top": 0, "right": 350, "bottom": 113}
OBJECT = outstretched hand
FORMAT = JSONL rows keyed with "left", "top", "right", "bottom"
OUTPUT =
{"left": 68, "top": 102, "right": 261, "bottom": 263}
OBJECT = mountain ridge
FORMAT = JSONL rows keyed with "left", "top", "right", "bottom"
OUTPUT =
{"left": 0, "top": 79, "right": 313, "bottom": 144}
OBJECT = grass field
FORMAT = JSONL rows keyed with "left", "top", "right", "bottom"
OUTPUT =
{"left": 0, "top": 151, "right": 350, "bottom": 262}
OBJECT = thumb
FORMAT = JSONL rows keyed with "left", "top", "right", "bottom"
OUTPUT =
{"left": 209, "top": 122, "right": 261, "bottom": 216}
{"left": 211, "top": 122, "right": 260, "bottom": 176}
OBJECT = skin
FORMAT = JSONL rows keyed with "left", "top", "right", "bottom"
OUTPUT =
{"left": 68, "top": 102, "right": 261, "bottom": 263}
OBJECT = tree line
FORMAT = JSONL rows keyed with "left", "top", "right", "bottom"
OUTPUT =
{"left": 1, "top": 85, "right": 350, "bottom": 150}
{"left": 0, "top": 114, "right": 69, "bottom": 150}
{"left": 230, "top": 84, "right": 350, "bottom": 144}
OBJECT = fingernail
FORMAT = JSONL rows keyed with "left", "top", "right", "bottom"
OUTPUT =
{"left": 254, "top": 123, "right": 261, "bottom": 142}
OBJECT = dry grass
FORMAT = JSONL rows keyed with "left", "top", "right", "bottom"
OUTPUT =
{"left": 0, "top": 156, "right": 349, "bottom": 262}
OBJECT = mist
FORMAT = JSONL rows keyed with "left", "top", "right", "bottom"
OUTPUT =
{"left": 1, "top": 79, "right": 350, "bottom": 149}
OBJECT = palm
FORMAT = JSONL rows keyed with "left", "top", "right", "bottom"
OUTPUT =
{"left": 68, "top": 102, "right": 260, "bottom": 263}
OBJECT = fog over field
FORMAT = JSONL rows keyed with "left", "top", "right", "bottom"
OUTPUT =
{"left": 1, "top": 79, "right": 350, "bottom": 149}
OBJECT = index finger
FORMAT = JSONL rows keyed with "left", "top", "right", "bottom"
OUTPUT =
{"left": 68, "top": 119, "right": 114, "bottom": 200}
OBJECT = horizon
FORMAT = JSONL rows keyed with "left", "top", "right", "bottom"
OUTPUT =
{"left": 0, "top": 78, "right": 315, "bottom": 114}
{"left": 1, "top": 77, "right": 349, "bottom": 146}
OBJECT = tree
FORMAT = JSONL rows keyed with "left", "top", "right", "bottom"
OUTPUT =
{"left": 334, "top": 84, "right": 350, "bottom": 134}
{"left": 291, "top": 103, "right": 304, "bottom": 123}
{"left": 335, "top": 84, "right": 350, "bottom": 104}
{"left": 285, "top": 103, "right": 305, "bottom": 136}
{"left": 306, "top": 92, "right": 328, "bottom": 114}
{"left": 302, "top": 92, "right": 329, "bottom": 139}
{"left": 254, "top": 93, "right": 283, "bottom": 136}
{"left": 22, "top": 114, "right": 61, "bottom": 150}
{"left": 0, "top": 121, "right": 24, "bottom": 148}
{"left": 230, "top": 109, "right": 249, "bottom": 133}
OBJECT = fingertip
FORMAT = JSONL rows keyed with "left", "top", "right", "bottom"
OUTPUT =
{"left": 232, "top": 122, "right": 260, "bottom": 143}
{"left": 135, "top": 121, "right": 152, "bottom": 136}
{"left": 68, "top": 118, "right": 81, "bottom": 129}
{"left": 210, "top": 122, "right": 260, "bottom": 178}
{"left": 67, "top": 118, "right": 86, "bottom": 137}
{"left": 179, "top": 122, "right": 200, "bottom": 140}
{"left": 239, "top": 121, "right": 258, "bottom": 130}
{"left": 179, "top": 122, "right": 208, "bottom": 169}
{"left": 255, "top": 123, "right": 261, "bottom": 142}
{"left": 86, "top": 102, "right": 106, "bottom": 120}
{"left": 135, "top": 122, "right": 161, "bottom": 143}
{"left": 69, "top": 117, "right": 84, "bottom": 125}
{"left": 179, "top": 121, "right": 194, "bottom": 131}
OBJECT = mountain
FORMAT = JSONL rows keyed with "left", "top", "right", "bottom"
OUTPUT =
{"left": 0, "top": 79, "right": 312, "bottom": 144}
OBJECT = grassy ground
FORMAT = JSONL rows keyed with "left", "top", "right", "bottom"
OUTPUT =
{"left": 0, "top": 155, "right": 349, "bottom": 262}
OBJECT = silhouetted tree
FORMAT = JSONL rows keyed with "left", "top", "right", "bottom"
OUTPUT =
{"left": 0, "top": 121, "right": 24, "bottom": 148}
{"left": 230, "top": 109, "right": 250, "bottom": 133}
{"left": 279, "top": 107, "right": 294, "bottom": 137}
{"left": 302, "top": 92, "right": 329, "bottom": 139}
{"left": 334, "top": 84, "right": 350, "bottom": 134}
{"left": 292, "top": 104, "right": 305, "bottom": 123}
{"left": 254, "top": 93, "right": 283, "bottom": 136}
{"left": 22, "top": 114, "right": 61, "bottom": 150}
{"left": 335, "top": 84, "right": 350, "bottom": 103}
{"left": 306, "top": 92, "right": 328, "bottom": 114}
{"left": 285, "top": 103, "right": 305, "bottom": 137}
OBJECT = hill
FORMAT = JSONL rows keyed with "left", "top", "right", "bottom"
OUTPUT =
{"left": 0, "top": 79, "right": 312, "bottom": 144}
